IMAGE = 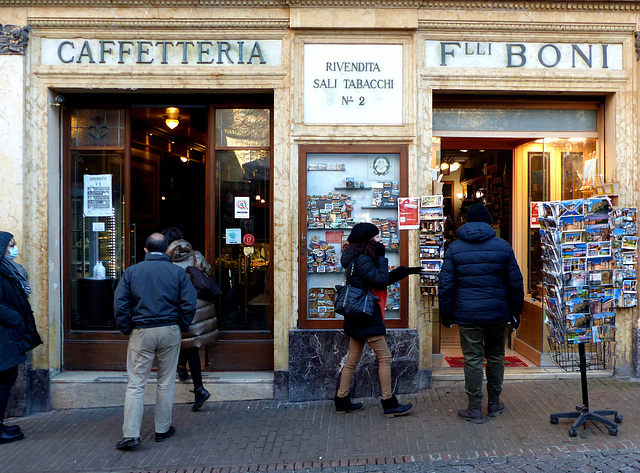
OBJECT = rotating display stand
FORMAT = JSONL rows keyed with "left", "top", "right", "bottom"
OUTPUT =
{"left": 549, "top": 342, "right": 622, "bottom": 436}
{"left": 538, "top": 197, "right": 635, "bottom": 437}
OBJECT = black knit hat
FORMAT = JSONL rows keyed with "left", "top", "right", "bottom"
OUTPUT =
{"left": 347, "top": 223, "right": 379, "bottom": 243}
{"left": 467, "top": 204, "right": 493, "bottom": 225}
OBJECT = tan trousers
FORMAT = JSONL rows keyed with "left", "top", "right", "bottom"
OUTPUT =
{"left": 337, "top": 335, "right": 392, "bottom": 400}
{"left": 123, "top": 325, "right": 181, "bottom": 438}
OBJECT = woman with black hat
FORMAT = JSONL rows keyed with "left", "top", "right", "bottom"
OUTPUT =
{"left": 334, "top": 222, "right": 420, "bottom": 417}
{"left": 0, "top": 231, "right": 42, "bottom": 443}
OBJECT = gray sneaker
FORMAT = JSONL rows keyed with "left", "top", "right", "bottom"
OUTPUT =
{"left": 488, "top": 400, "right": 506, "bottom": 417}
{"left": 457, "top": 405, "right": 484, "bottom": 424}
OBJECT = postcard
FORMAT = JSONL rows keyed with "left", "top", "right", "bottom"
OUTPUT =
{"left": 564, "top": 270, "right": 587, "bottom": 287}
{"left": 622, "top": 236, "right": 638, "bottom": 251}
{"left": 563, "top": 257, "right": 586, "bottom": 273}
{"left": 561, "top": 243, "right": 586, "bottom": 259}
{"left": 562, "top": 231, "right": 584, "bottom": 244}
{"left": 587, "top": 257, "right": 613, "bottom": 271}
{"left": 584, "top": 226, "right": 611, "bottom": 243}
{"left": 419, "top": 207, "right": 444, "bottom": 220}
{"left": 623, "top": 279, "right": 638, "bottom": 293}
{"left": 586, "top": 241, "right": 611, "bottom": 258}
{"left": 560, "top": 215, "right": 584, "bottom": 232}
{"left": 420, "top": 195, "right": 443, "bottom": 208}
{"left": 421, "top": 259, "right": 443, "bottom": 272}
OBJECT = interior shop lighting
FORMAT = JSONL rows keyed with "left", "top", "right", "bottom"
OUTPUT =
{"left": 459, "top": 149, "right": 468, "bottom": 153}
{"left": 450, "top": 161, "right": 461, "bottom": 172}
{"left": 568, "top": 137, "right": 587, "bottom": 142}
{"left": 440, "top": 162, "right": 450, "bottom": 171}
{"left": 180, "top": 156, "right": 188, "bottom": 163}
{"left": 164, "top": 107, "right": 181, "bottom": 129}
{"left": 255, "top": 195, "right": 261, "bottom": 200}
{"left": 456, "top": 192, "right": 464, "bottom": 200}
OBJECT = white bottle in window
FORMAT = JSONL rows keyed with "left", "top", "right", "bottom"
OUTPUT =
{"left": 94, "top": 261, "right": 106, "bottom": 279}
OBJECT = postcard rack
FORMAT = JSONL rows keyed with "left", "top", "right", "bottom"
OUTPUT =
{"left": 418, "top": 195, "right": 445, "bottom": 302}
{"left": 538, "top": 197, "right": 635, "bottom": 437}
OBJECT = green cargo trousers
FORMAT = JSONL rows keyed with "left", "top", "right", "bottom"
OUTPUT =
{"left": 458, "top": 322, "right": 508, "bottom": 407}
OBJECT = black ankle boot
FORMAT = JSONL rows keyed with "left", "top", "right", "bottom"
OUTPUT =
{"left": 380, "top": 395, "right": 412, "bottom": 417}
{"left": 334, "top": 395, "right": 363, "bottom": 413}
{"left": 191, "top": 386, "right": 211, "bottom": 411}
{"left": 0, "top": 422, "right": 24, "bottom": 444}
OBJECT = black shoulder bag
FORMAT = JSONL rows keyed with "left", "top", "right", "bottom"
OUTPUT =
{"left": 334, "top": 259, "right": 379, "bottom": 319}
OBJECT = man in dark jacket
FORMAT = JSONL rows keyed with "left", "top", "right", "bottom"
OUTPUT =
{"left": 113, "top": 233, "right": 197, "bottom": 450}
{"left": 438, "top": 204, "right": 524, "bottom": 424}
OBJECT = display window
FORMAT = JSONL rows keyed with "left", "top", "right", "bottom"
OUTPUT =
{"left": 298, "top": 145, "right": 408, "bottom": 329}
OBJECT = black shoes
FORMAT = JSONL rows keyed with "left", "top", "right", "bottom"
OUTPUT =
{"left": 177, "top": 366, "right": 190, "bottom": 382}
{"left": 380, "top": 395, "right": 413, "bottom": 418}
{"left": 154, "top": 425, "right": 176, "bottom": 442}
{"left": 0, "top": 423, "right": 24, "bottom": 444}
{"left": 488, "top": 400, "right": 506, "bottom": 417}
{"left": 192, "top": 387, "right": 211, "bottom": 412}
{"left": 458, "top": 404, "right": 484, "bottom": 424}
{"left": 334, "top": 395, "right": 363, "bottom": 414}
{"left": 115, "top": 437, "right": 140, "bottom": 450}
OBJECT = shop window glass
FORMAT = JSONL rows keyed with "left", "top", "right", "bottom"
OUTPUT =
{"left": 304, "top": 153, "right": 403, "bottom": 322}
{"left": 69, "top": 149, "right": 125, "bottom": 330}
{"left": 215, "top": 109, "right": 270, "bottom": 148}
{"left": 214, "top": 110, "right": 271, "bottom": 332}
{"left": 433, "top": 108, "right": 597, "bottom": 133}
{"left": 527, "top": 138, "right": 600, "bottom": 292}
{"left": 70, "top": 109, "right": 124, "bottom": 147}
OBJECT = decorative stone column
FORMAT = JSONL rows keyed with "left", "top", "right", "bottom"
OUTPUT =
{"left": 0, "top": 23, "right": 46, "bottom": 416}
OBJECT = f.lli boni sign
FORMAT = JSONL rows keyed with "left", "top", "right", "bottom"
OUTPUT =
{"left": 425, "top": 41, "right": 622, "bottom": 70}
{"left": 41, "top": 39, "right": 281, "bottom": 66}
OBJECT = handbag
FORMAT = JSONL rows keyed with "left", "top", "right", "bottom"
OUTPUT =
{"left": 186, "top": 254, "right": 222, "bottom": 301}
{"left": 334, "top": 260, "right": 379, "bottom": 319}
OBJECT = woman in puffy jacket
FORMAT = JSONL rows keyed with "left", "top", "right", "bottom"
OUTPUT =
{"left": 335, "top": 222, "right": 418, "bottom": 418}
{"left": 162, "top": 227, "right": 218, "bottom": 412}
{"left": 0, "top": 231, "right": 42, "bottom": 443}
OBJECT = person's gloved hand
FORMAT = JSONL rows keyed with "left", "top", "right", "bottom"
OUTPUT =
{"left": 407, "top": 267, "right": 422, "bottom": 274}
{"left": 510, "top": 313, "right": 521, "bottom": 330}
{"left": 374, "top": 242, "right": 386, "bottom": 257}
{"left": 441, "top": 313, "right": 455, "bottom": 328}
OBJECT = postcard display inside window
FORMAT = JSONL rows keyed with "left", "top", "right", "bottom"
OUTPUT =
{"left": 306, "top": 154, "right": 402, "bottom": 320}
{"left": 538, "top": 198, "right": 637, "bottom": 348}
{"left": 418, "top": 195, "right": 445, "bottom": 299}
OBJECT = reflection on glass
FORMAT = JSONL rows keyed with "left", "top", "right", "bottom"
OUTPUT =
{"left": 70, "top": 150, "right": 125, "bottom": 330}
{"left": 214, "top": 110, "right": 271, "bottom": 331}
{"left": 215, "top": 109, "right": 270, "bottom": 148}
{"left": 70, "top": 109, "right": 124, "bottom": 148}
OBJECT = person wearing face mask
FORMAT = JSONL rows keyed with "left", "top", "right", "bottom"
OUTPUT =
{"left": 0, "top": 232, "right": 42, "bottom": 443}
{"left": 334, "top": 222, "right": 420, "bottom": 417}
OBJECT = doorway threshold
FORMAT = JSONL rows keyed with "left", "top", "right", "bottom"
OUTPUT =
{"left": 431, "top": 366, "right": 613, "bottom": 387}
{"left": 51, "top": 371, "right": 274, "bottom": 410}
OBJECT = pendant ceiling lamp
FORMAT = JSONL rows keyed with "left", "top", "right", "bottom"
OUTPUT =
{"left": 164, "top": 107, "right": 181, "bottom": 129}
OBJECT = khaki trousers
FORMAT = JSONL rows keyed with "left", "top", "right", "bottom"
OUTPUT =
{"left": 123, "top": 325, "right": 181, "bottom": 438}
{"left": 337, "top": 335, "right": 392, "bottom": 400}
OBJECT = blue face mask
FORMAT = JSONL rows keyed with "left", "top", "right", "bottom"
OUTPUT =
{"left": 7, "top": 245, "right": 19, "bottom": 260}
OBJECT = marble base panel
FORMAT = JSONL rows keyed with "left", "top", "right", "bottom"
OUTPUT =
{"left": 288, "top": 329, "right": 428, "bottom": 402}
{"left": 6, "top": 360, "right": 49, "bottom": 417}
{"left": 633, "top": 328, "right": 640, "bottom": 378}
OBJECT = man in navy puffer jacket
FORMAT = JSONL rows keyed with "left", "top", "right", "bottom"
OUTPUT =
{"left": 438, "top": 204, "right": 524, "bottom": 424}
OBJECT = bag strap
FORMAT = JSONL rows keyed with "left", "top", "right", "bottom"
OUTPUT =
{"left": 346, "top": 258, "right": 357, "bottom": 284}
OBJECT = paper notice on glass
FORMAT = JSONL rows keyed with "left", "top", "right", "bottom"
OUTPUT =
{"left": 234, "top": 197, "right": 250, "bottom": 219}
{"left": 83, "top": 174, "right": 112, "bottom": 217}
{"left": 398, "top": 197, "right": 420, "bottom": 230}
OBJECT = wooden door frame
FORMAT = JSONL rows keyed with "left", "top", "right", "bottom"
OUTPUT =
{"left": 297, "top": 144, "right": 410, "bottom": 330}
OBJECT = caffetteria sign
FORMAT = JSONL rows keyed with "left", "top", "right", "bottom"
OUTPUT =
{"left": 41, "top": 39, "right": 282, "bottom": 66}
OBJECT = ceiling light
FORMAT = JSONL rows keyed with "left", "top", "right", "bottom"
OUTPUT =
{"left": 180, "top": 156, "right": 188, "bottom": 163}
{"left": 460, "top": 149, "right": 468, "bottom": 153}
{"left": 450, "top": 162, "right": 461, "bottom": 172}
{"left": 456, "top": 192, "right": 464, "bottom": 200}
{"left": 255, "top": 195, "right": 261, "bottom": 200}
{"left": 568, "top": 137, "right": 587, "bottom": 142}
{"left": 164, "top": 107, "right": 181, "bottom": 129}
{"left": 440, "top": 162, "right": 450, "bottom": 171}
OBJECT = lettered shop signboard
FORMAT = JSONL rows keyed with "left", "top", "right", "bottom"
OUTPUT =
{"left": 425, "top": 41, "right": 622, "bottom": 70}
{"left": 303, "top": 44, "right": 403, "bottom": 125}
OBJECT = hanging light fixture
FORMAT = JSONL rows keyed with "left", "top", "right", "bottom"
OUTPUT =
{"left": 164, "top": 107, "right": 181, "bottom": 129}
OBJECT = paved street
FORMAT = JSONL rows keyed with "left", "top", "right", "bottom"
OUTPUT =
{"left": 2, "top": 377, "right": 640, "bottom": 473}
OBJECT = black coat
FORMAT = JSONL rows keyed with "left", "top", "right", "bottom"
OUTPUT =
{"left": 340, "top": 249, "right": 388, "bottom": 339}
{"left": 114, "top": 252, "right": 197, "bottom": 335}
{"left": 0, "top": 232, "right": 42, "bottom": 372}
{"left": 438, "top": 222, "right": 524, "bottom": 326}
